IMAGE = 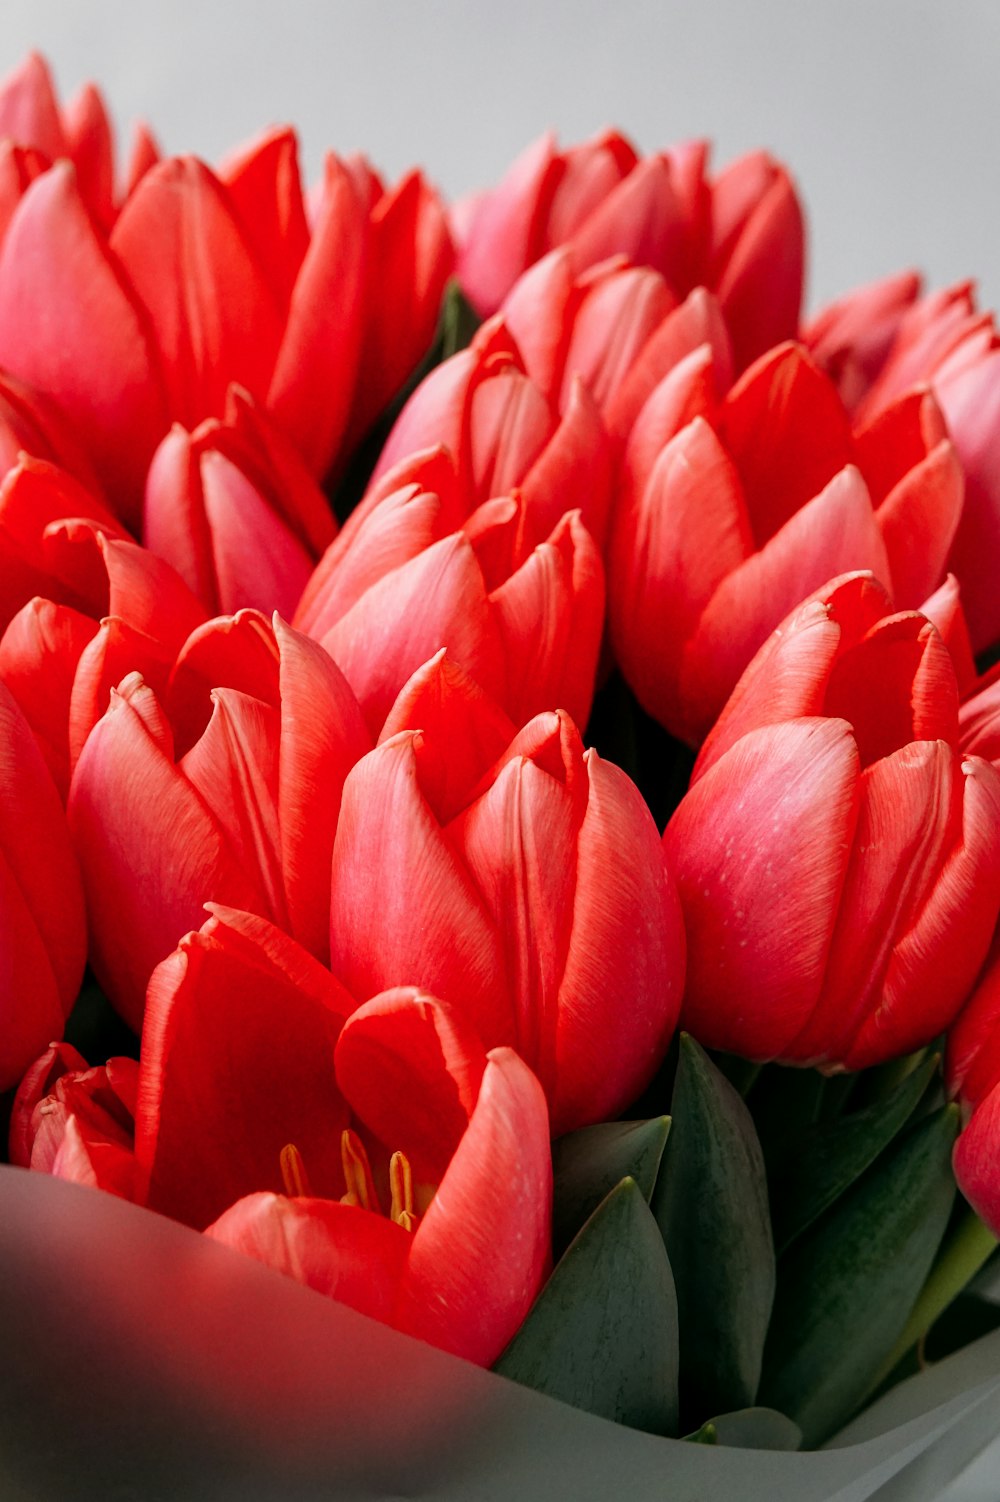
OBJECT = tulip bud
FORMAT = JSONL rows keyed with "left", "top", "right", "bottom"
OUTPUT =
{"left": 609, "top": 341, "right": 963, "bottom": 744}
{"left": 666, "top": 576, "right": 1000, "bottom": 1068}
{"left": 68, "top": 612, "right": 370, "bottom": 1027}
{"left": 329, "top": 654, "right": 685, "bottom": 1132}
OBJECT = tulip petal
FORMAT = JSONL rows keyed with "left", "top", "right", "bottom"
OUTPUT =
{"left": 954, "top": 1087, "right": 1000, "bottom": 1238}
{"left": 207, "top": 1192, "right": 411, "bottom": 1322}
{"left": 329, "top": 732, "right": 504, "bottom": 1039}
{"left": 68, "top": 675, "right": 264, "bottom": 1027}
{"left": 680, "top": 466, "right": 891, "bottom": 744}
{"left": 875, "top": 441, "right": 964, "bottom": 609}
{"left": 139, "top": 914, "right": 350, "bottom": 1229}
{"left": 399, "top": 1048, "right": 551, "bottom": 1366}
{"left": 166, "top": 609, "right": 280, "bottom": 758}
{"left": 665, "top": 717, "right": 860, "bottom": 1059}
{"left": 0, "top": 597, "right": 97, "bottom": 797}
{"left": 335, "top": 988, "right": 487, "bottom": 1182}
{"left": 0, "top": 164, "right": 169, "bottom": 512}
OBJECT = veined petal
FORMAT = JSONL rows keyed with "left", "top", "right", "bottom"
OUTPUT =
{"left": 329, "top": 732, "right": 504, "bottom": 1035}
{"left": 665, "top": 717, "right": 859, "bottom": 1060}
{"left": 398, "top": 1049, "right": 551, "bottom": 1366}
{"left": 0, "top": 596, "right": 97, "bottom": 797}
{"left": 554, "top": 751, "right": 685, "bottom": 1133}
{"left": 335, "top": 988, "right": 487, "bottom": 1182}
{"left": 875, "top": 440, "right": 964, "bottom": 609}
{"left": 138, "top": 915, "right": 350, "bottom": 1229}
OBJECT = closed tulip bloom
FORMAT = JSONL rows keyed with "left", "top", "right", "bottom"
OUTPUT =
{"left": 295, "top": 478, "right": 605, "bottom": 736}
{"left": 0, "top": 460, "right": 209, "bottom": 795}
{"left": 810, "top": 278, "right": 1000, "bottom": 653}
{"left": 67, "top": 612, "right": 370, "bottom": 1027}
{"left": 665, "top": 574, "right": 1000, "bottom": 1069}
{"left": 609, "top": 340, "right": 963, "bottom": 744}
{"left": 0, "top": 682, "right": 86, "bottom": 1089}
{"left": 500, "top": 248, "right": 733, "bottom": 440}
{"left": 143, "top": 386, "right": 336, "bottom": 620}
{"left": 456, "top": 129, "right": 803, "bottom": 370}
{"left": 125, "top": 904, "right": 551, "bottom": 1366}
{"left": 9, "top": 1040, "right": 138, "bottom": 1199}
{"left": 329, "top": 653, "right": 685, "bottom": 1132}
{"left": 367, "top": 316, "right": 612, "bottom": 550}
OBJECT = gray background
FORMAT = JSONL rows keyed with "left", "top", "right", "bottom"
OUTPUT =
{"left": 0, "top": 0, "right": 997, "bottom": 313}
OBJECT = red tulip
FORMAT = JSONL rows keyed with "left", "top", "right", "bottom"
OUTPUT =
{"left": 810, "top": 278, "right": 1000, "bottom": 653}
{"left": 500, "top": 248, "right": 733, "bottom": 440}
{"left": 947, "top": 939, "right": 1000, "bottom": 1235}
{"left": 0, "top": 51, "right": 155, "bottom": 231}
{"left": 9, "top": 1040, "right": 138, "bottom": 1199}
{"left": 0, "top": 458, "right": 209, "bottom": 795}
{"left": 205, "top": 991, "right": 549, "bottom": 1369}
{"left": 455, "top": 129, "right": 803, "bottom": 370}
{"left": 67, "top": 612, "right": 370, "bottom": 1027}
{"left": 367, "top": 316, "right": 613, "bottom": 550}
{"left": 803, "top": 268, "right": 922, "bottom": 411}
{"left": 328, "top": 653, "right": 685, "bottom": 1132}
{"left": 665, "top": 573, "right": 1000, "bottom": 1068}
{"left": 0, "top": 126, "right": 448, "bottom": 521}
{"left": 609, "top": 340, "right": 963, "bottom": 744}
{"left": 143, "top": 386, "right": 336, "bottom": 619}
{"left": 295, "top": 477, "right": 605, "bottom": 736}
{"left": 0, "top": 682, "right": 86, "bottom": 1089}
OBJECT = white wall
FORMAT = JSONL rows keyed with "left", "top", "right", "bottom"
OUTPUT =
{"left": 0, "top": 0, "right": 996, "bottom": 312}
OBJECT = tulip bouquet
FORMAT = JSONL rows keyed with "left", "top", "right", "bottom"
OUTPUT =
{"left": 6, "top": 49, "right": 1000, "bottom": 1502}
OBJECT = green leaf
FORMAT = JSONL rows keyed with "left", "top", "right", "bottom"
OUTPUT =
{"left": 685, "top": 1407, "right": 802, "bottom": 1450}
{"left": 494, "top": 1177, "right": 679, "bottom": 1436}
{"left": 437, "top": 278, "right": 479, "bottom": 360}
{"left": 768, "top": 1053, "right": 938, "bottom": 1252}
{"left": 651, "top": 1035, "right": 774, "bottom": 1421}
{"left": 758, "top": 1103, "right": 959, "bottom": 1447}
{"left": 551, "top": 1117, "right": 670, "bottom": 1258}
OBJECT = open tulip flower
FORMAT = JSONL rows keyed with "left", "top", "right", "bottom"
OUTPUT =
{"left": 14, "top": 905, "right": 552, "bottom": 1368}
{"left": 0, "top": 681, "right": 86, "bottom": 1089}
{"left": 609, "top": 338, "right": 964, "bottom": 744}
{"left": 329, "top": 651, "right": 685, "bottom": 1133}
{"left": 665, "top": 572, "right": 1000, "bottom": 1069}
{"left": 295, "top": 472, "right": 605, "bottom": 735}
{"left": 455, "top": 128, "right": 804, "bottom": 373}
{"left": 67, "top": 611, "right": 370, "bottom": 1028}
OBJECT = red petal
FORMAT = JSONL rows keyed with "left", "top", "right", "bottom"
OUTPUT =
{"left": 328, "top": 733, "right": 504, "bottom": 1040}
{"left": 166, "top": 609, "right": 280, "bottom": 758}
{"left": 0, "top": 165, "right": 169, "bottom": 514}
{"left": 554, "top": 752, "right": 685, "bottom": 1133}
{"left": 138, "top": 913, "right": 350, "bottom": 1229}
{"left": 0, "top": 596, "right": 97, "bottom": 797}
{"left": 954, "top": 1088, "right": 1000, "bottom": 1238}
{"left": 399, "top": 1048, "right": 551, "bottom": 1366}
{"left": 206, "top": 1193, "right": 409, "bottom": 1322}
{"left": 456, "top": 132, "right": 558, "bottom": 315}
{"left": 0, "top": 54, "right": 66, "bottom": 162}
{"left": 219, "top": 128, "right": 309, "bottom": 307}
{"left": 111, "top": 157, "right": 283, "bottom": 427}
{"left": 335, "top": 988, "right": 487, "bottom": 1182}
{"left": 665, "top": 717, "right": 859, "bottom": 1059}
{"left": 267, "top": 153, "right": 367, "bottom": 475}
{"left": 875, "top": 440, "right": 964, "bottom": 609}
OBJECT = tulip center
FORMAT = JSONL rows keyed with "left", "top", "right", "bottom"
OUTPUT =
{"left": 279, "top": 1133, "right": 420, "bottom": 1232}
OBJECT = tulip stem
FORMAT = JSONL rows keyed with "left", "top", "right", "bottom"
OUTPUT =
{"left": 873, "top": 1209, "right": 998, "bottom": 1388}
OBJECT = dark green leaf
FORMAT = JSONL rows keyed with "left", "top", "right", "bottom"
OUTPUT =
{"left": 651, "top": 1035, "right": 774, "bottom": 1421}
{"left": 759, "top": 1103, "right": 959, "bottom": 1447}
{"left": 769, "top": 1054, "right": 938, "bottom": 1252}
{"left": 685, "top": 1407, "right": 802, "bottom": 1450}
{"left": 437, "top": 278, "right": 479, "bottom": 360}
{"left": 551, "top": 1117, "right": 670, "bottom": 1258}
{"left": 494, "top": 1177, "right": 679, "bottom": 1436}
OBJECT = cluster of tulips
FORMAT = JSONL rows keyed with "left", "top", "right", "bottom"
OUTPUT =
{"left": 7, "top": 48, "right": 1000, "bottom": 1449}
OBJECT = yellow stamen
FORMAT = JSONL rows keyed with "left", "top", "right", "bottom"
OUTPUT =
{"left": 340, "top": 1128, "right": 380, "bottom": 1213}
{"left": 389, "top": 1150, "right": 419, "bottom": 1232}
{"left": 279, "top": 1143, "right": 311, "bottom": 1198}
